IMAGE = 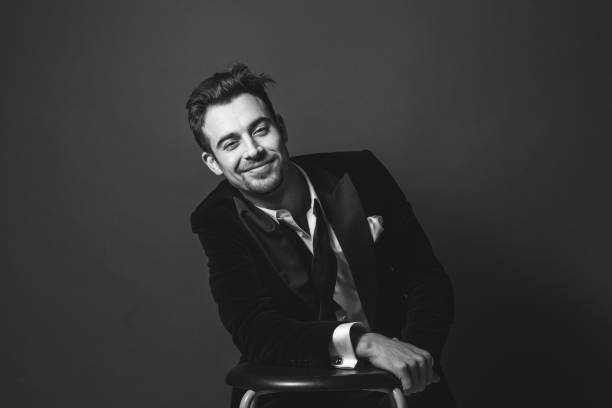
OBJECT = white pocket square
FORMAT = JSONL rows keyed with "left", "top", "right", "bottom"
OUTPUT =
{"left": 367, "top": 215, "right": 384, "bottom": 242}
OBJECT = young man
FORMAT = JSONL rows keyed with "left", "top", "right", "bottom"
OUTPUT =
{"left": 186, "top": 63, "right": 455, "bottom": 408}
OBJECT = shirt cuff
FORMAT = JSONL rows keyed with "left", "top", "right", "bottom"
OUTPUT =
{"left": 328, "top": 322, "right": 367, "bottom": 369}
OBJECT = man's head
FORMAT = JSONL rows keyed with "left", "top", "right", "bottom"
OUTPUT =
{"left": 186, "top": 63, "right": 291, "bottom": 198}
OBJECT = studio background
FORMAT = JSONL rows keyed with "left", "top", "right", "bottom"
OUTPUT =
{"left": 4, "top": 1, "right": 609, "bottom": 407}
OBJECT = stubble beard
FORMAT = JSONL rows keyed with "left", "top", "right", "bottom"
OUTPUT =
{"left": 239, "top": 157, "right": 286, "bottom": 196}
{"left": 242, "top": 170, "right": 283, "bottom": 195}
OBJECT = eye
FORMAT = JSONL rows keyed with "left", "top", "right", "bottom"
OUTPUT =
{"left": 254, "top": 125, "right": 269, "bottom": 136}
{"left": 223, "top": 140, "right": 239, "bottom": 150}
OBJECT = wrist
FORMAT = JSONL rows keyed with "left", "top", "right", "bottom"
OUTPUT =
{"left": 349, "top": 323, "right": 368, "bottom": 350}
{"left": 355, "top": 332, "right": 380, "bottom": 359}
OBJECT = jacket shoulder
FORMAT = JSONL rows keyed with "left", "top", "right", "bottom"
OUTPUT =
{"left": 293, "top": 149, "right": 378, "bottom": 175}
{"left": 190, "top": 180, "right": 239, "bottom": 234}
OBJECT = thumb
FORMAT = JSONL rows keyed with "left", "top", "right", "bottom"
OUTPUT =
{"left": 432, "top": 372, "right": 441, "bottom": 383}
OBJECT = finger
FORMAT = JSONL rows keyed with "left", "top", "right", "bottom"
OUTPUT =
{"left": 432, "top": 371, "right": 441, "bottom": 383}
{"left": 398, "top": 367, "right": 413, "bottom": 395}
{"left": 406, "top": 359, "right": 424, "bottom": 393}
{"left": 410, "top": 347, "right": 433, "bottom": 387}
{"left": 419, "top": 354, "right": 431, "bottom": 387}
{"left": 412, "top": 350, "right": 431, "bottom": 386}
{"left": 422, "top": 351, "right": 433, "bottom": 386}
{"left": 417, "top": 357, "right": 428, "bottom": 392}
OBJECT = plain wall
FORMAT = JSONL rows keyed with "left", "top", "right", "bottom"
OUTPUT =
{"left": 4, "top": 1, "right": 609, "bottom": 407}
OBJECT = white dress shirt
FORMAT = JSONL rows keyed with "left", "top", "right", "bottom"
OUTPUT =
{"left": 255, "top": 163, "right": 369, "bottom": 368}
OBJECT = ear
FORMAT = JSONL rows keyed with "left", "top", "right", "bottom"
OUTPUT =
{"left": 276, "top": 114, "right": 288, "bottom": 143}
{"left": 201, "top": 152, "right": 223, "bottom": 176}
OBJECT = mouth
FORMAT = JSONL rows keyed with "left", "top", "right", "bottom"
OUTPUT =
{"left": 243, "top": 157, "right": 276, "bottom": 173}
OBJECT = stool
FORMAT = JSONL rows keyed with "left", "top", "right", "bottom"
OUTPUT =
{"left": 226, "top": 363, "right": 406, "bottom": 408}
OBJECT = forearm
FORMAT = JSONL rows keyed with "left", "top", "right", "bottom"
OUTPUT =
{"left": 224, "top": 300, "right": 341, "bottom": 367}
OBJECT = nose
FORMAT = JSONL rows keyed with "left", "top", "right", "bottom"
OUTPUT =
{"left": 242, "top": 135, "right": 263, "bottom": 159}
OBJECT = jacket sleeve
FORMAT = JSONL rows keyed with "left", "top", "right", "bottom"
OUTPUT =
{"left": 194, "top": 214, "right": 341, "bottom": 368}
{"left": 362, "top": 150, "right": 454, "bottom": 364}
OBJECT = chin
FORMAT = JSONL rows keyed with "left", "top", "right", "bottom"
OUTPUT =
{"left": 244, "top": 173, "right": 283, "bottom": 195}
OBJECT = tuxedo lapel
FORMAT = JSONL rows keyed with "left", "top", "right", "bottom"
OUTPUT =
{"left": 304, "top": 165, "right": 379, "bottom": 327}
{"left": 233, "top": 197, "right": 319, "bottom": 312}
{"left": 230, "top": 158, "right": 380, "bottom": 326}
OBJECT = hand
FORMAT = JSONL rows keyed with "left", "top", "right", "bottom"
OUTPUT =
{"left": 355, "top": 333, "right": 439, "bottom": 395}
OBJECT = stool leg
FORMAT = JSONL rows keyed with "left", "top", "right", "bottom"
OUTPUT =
{"left": 388, "top": 388, "right": 406, "bottom": 408}
{"left": 239, "top": 390, "right": 257, "bottom": 408}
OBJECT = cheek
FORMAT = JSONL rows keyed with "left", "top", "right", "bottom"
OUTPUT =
{"left": 262, "top": 133, "right": 283, "bottom": 149}
{"left": 269, "top": 143, "right": 286, "bottom": 155}
{"left": 215, "top": 155, "right": 239, "bottom": 174}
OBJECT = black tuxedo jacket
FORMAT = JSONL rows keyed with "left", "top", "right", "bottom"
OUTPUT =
{"left": 191, "top": 150, "right": 454, "bottom": 406}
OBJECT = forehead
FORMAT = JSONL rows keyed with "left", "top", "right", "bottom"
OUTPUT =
{"left": 202, "top": 93, "right": 270, "bottom": 141}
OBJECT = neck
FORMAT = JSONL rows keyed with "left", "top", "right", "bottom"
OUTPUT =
{"left": 243, "top": 163, "right": 310, "bottom": 216}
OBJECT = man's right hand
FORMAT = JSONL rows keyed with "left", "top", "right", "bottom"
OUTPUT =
{"left": 355, "top": 333, "right": 439, "bottom": 395}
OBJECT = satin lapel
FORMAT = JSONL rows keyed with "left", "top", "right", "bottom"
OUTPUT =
{"left": 233, "top": 197, "right": 319, "bottom": 312}
{"left": 315, "top": 173, "right": 379, "bottom": 327}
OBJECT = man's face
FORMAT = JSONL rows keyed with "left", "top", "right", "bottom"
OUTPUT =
{"left": 201, "top": 93, "right": 290, "bottom": 197}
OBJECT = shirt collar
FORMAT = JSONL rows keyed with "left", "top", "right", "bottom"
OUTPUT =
{"left": 255, "top": 162, "right": 318, "bottom": 223}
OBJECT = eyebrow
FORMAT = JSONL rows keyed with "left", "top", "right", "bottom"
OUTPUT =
{"left": 248, "top": 117, "right": 271, "bottom": 135}
{"left": 215, "top": 116, "right": 272, "bottom": 149}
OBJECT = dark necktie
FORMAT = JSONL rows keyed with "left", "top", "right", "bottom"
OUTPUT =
{"left": 311, "top": 200, "right": 338, "bottom": 320}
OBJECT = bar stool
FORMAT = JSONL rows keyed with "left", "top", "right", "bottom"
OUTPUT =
{"left": 226, "top": 363, "right": 406, "bottom": 408}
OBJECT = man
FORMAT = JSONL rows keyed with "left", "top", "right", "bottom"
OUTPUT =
{"left": 186, "top": 63, "right": 455, "bottom": 407}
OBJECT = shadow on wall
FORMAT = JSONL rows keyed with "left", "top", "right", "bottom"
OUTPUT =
{"left": 442, "top": 227, "right": 608, "bottom": 407}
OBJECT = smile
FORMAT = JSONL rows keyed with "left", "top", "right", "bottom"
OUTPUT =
{"left": 244, "top": 158, "right": 276, "bottom": 173}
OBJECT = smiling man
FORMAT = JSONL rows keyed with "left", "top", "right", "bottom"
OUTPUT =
{"left": 186, "top": 63, "right": 455, "bottom": 408}
{"left": 202, "top": 94, "right": 287, "bottom": 192}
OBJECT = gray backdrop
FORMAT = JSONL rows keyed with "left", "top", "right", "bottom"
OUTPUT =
{"left": 4, "top": 1, "right": 609, "bottom": 407}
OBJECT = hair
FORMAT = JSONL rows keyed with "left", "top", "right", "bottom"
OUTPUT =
{"left": 185, "top": 63, "right": 277, "bottom": 152}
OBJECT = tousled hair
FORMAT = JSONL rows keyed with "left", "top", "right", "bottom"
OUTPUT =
{"left": 186, "top": 63, "right": 277, "bottom": 152}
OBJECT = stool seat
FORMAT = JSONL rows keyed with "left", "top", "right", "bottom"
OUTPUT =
{"left": 227, "top": 363, "right": 401, "bottom": 392}
{"left": 226, "top": 363, "right": 407, "bottom": 408}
